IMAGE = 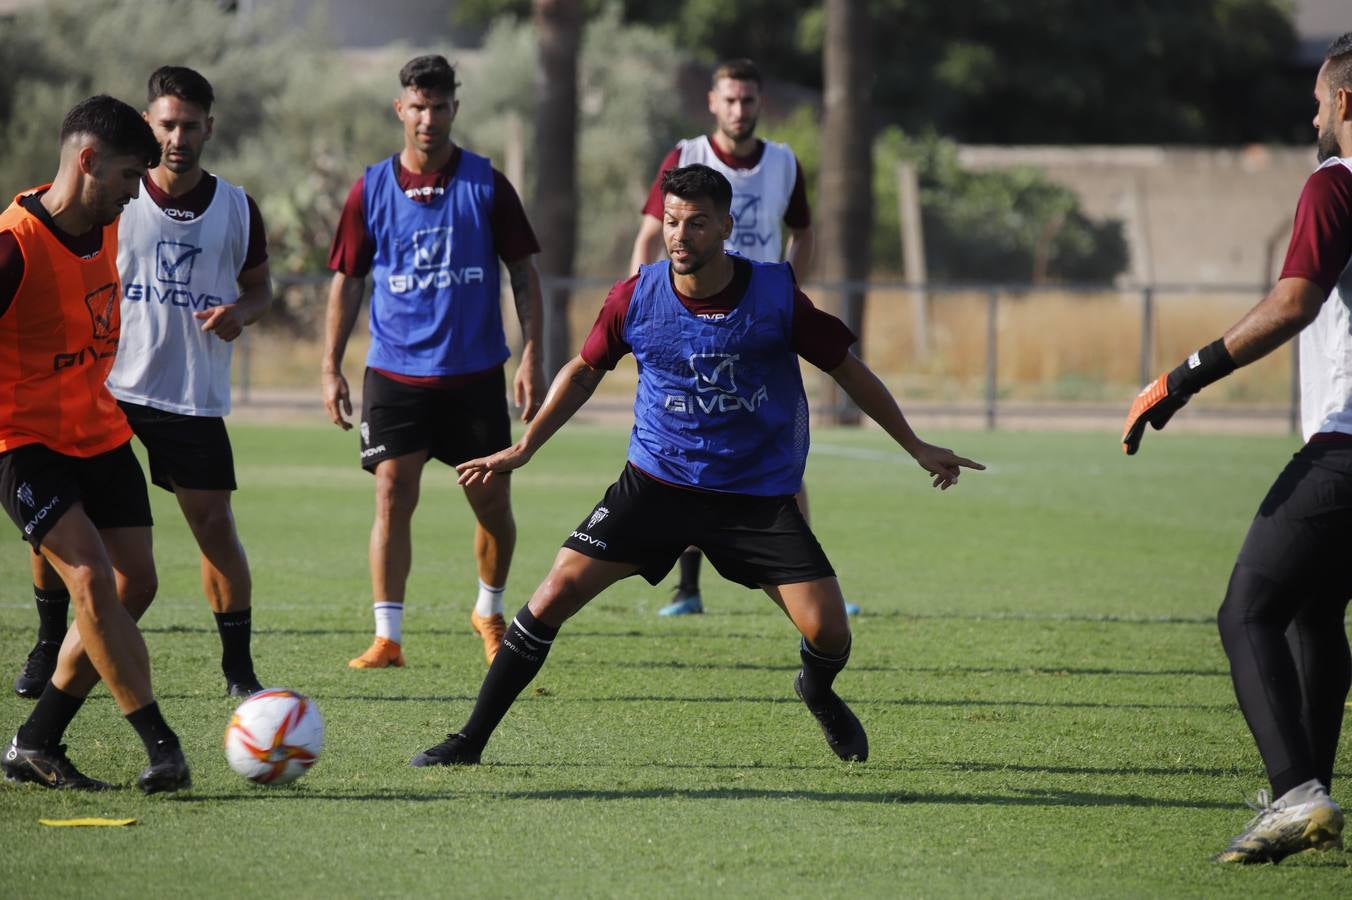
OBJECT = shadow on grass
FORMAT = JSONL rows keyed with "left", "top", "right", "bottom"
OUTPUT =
{"left": 169, "top": 785, "right": 1243, "bottom": 809}
{"left": 590, "top": 659, "right": 1229, "bottom": 678}
{"left": 154, "top": 691, "right": 1233, "bottom": 712}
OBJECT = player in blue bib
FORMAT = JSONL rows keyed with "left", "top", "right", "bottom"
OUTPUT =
{"left": 410, "top": 165, "right": 984, "bottom": 767}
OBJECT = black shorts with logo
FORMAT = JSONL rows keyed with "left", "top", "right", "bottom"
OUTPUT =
{"left": 0, "top": 441, "right": 153, "bottom": 548}
{"left": 119, "top": 401, "right": 237, "bottom": 493}
{"left": 359, "top": 367, "right": 511, "bottom": 471}
{"left": 562, "top": 463, "right": 835, "bottom": 588}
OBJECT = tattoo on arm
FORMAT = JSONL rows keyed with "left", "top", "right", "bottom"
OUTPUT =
{"left": 507, "top": 259, "right": 538, "bottom": 340}
{"left": 569, "top": 364, "right": 604, "bottom": 396}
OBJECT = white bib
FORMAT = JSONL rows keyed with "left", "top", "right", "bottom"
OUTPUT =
{"left": 107, "top": 176, "right": 250, "bottom": 416}
{"left": 1298, "top": 158, "right": 1352, "bottom": 441}
{"left": 676, "top": 136, "right": 798, "bottom": 263}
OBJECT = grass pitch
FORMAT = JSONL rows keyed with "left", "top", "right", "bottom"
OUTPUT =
{"left": 1, "top": 421, "right": 1349, "bottom": 897}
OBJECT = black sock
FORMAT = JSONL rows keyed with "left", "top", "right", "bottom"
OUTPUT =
{"left": 798, "top": 636, "right": 851, "bottom": 704}
{"left": 34, "top": 584, "right": 70, "bottom": 644}
{"left": 678, "top": 549, "right": 702, "bottom": 594}
{"left": 17, "top": 684, "right": 86, "bottom": 749}
{"left": 460, "top": 606, "right": 559, "bottom": 747}
{"left": 125, "top": 702, "right": 180, "bottom": 757}
{"left": 214, "top": 609, "right": 255, "bottom": 681}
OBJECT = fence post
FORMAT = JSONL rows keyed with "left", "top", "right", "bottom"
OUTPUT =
{"left": 1138, "top": 285, "right": 1154, "bottom": 388}
{"left": 985, "top": 288, "right": 998, "bottom": 430}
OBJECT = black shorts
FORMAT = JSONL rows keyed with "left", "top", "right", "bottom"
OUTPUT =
{"left": 0, "top": 442, "right": 153, "bottom": 548}
{"left": 562, "top": 463, "right": 835, "bottom": 588}
{"left": 119, "top": 401, "right": 237, "bottom": 493}
{"left": 1233, "top": 440, "right": 1352, "bottom": 598}
{"left": 359, "top": 367, "right": 511, "bottom": 471}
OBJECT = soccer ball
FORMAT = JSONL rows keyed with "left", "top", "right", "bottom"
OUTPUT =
{"left": 224, "top": 689, "right": 324, "bottom": 785}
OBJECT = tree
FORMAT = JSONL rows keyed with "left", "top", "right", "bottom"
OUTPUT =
{"left": 532, "top": 0, "right": 583, "bottom": 377}
{"left": 818, "top": 0, "right": 872, "bottom": 424}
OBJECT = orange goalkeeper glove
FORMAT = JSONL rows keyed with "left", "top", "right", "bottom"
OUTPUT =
{"left": 1123, "top": 338, "right": 1235, "bottom": 455}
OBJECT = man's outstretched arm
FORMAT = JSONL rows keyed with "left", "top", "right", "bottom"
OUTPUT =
{"left": 456, "top": 355, "right": 606, "bottom": 485}
{"left": 828, "top": 351, "right": 985, "bottom": 489}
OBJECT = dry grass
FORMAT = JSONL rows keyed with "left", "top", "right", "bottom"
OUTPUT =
{"left": 236, "top": 285, "right": 1294, "bottom": 411}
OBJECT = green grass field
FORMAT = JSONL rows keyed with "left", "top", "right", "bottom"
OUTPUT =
{"left": 1, "top": 422, "right": 1349, "bottom": 897}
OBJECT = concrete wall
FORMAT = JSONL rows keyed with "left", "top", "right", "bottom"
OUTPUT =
{"left": 957, "top": 144, "right": 1318, "bottom": 286}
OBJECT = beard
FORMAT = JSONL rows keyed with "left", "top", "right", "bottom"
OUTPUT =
{"left": 1318, "top": 126, "right": 1342, "bottom": 163}
{"left": 719, "top": 117, "right": 757, "bottom": 144}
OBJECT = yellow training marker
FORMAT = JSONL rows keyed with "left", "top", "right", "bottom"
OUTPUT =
{"left": 39, "top": 818, "right": 137, "bottom": 828}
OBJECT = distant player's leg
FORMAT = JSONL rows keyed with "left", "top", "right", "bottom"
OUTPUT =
{"left": 658, "top": 548, "right": 704, "bottom": 616}
{"left": 1214, "top": 445, "right": 1348, "bottom": 863}
{"left": 793, "top": 483, "right": 860, "bottom": 616}
{"left": 463, "top": 474, "right": 514, "bottom": 664}
{"left": 351, "top": 451, "right": 425, "bottom": 668}
{"left": 767, "top": 577, "right": 867, "bottom": 762}
{"left": 13, "top": 552, "right": 68, "bottom": 699}
{"left": 174, "top": 485, "right": 260, "bottom": 696}
{"left": 411, "top": 549, "right": 637, "bottom": 766}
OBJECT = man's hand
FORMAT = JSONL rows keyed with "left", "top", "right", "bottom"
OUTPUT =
{"left": 514, "top": 351, "right": 545, "bottom": 423}
{"left": 1122, "top": 373, "right": 1190, "bottom": 455}
{"left": 194, "top": 305, "right": 245, "bottom": 342}
{"left": 456, "top": 442, "right": 534, "bottom": 486}
{"left": 911, "top": 442, "right": 986, "bottom": 490}
{"left": 323, "top": 369, "right": 352, "bottom": 430}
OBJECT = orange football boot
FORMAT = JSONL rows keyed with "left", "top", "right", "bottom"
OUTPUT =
{"left": 348, "top": 636, "right": 405, "bottom": 669}
{"left": 470, "top": 611, "right": 505, "bottom": 665}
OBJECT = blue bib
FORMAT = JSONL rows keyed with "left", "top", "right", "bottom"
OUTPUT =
{"left": 625, "top": 259, "right": 808, "bottom": 495}
{"left": 363, "top": 152, "right": 508, "bottom": 376}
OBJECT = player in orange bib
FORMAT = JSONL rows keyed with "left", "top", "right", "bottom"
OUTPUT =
{"left": 0, "top": 95, "right": 190, "bottom": 793}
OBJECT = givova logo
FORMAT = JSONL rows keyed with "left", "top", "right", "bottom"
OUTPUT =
{"left": 155, "top": 240, "right": 204, "bottom": 285}
{"left": 732, "top": 193, "right": 761, "bottom": 229}
{"left": 387, "top": 226, "right": 485, "bottom": 293}
{"left": 412, "top": 227, "right": 452, "bottom": 271}
{"left": 666, "top": 352, "right": 769, "bottom": 414}
{"left": 729, "top": 192, "right": 776, "bottom": 254}
{"left": 83, "top": 283, "right": 119, "bottom": 339}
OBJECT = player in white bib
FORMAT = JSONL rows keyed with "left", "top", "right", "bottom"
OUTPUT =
{"left": 1123, "top": 33, "right": 1352, "bottom": 864}
{"left": 15, "top": 67, "right": 273, "bottom": 700}
{"left": 628, "top": 58, "right": 858, "bottom": 618}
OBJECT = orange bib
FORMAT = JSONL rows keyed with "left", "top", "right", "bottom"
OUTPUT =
{"left": 0, "top": 187, "right": 131, "bottom": 456}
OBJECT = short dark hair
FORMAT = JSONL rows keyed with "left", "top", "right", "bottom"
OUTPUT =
{"left": 147, "top": 65, "right": 215, "bottom": 113}
{"left": 399, "top": 54, "right": 458, "bottom": 96}
{"left": 659, "top": 164, "right": 732, "bottom": 215}
{"left": 1326, "top": 32, "right": 1352, "bottom": 94}
{"left": 60, "top": 95, "right": 161, "bottom": 168}
{"left": 711, "top": 58, "right": 761, "bottom": 89}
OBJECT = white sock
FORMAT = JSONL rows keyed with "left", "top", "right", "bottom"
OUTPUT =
{"left": 474, "top": 580, "right": 504, "bottom": 617}
{"left": 374, "top": 602, "right": 403, "bottom": 643}
{"left": 1278, "top": 778, "right": 1327, "bottom": 806}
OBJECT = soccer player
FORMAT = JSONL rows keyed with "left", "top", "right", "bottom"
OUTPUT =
{"left": 323, "top": 55, "right": 545, "bottom": 669}
{"left": 14, "top": 66, "right": 273, "bottom": 701}
{"left": 0, "top": 95, "right": 190, "bottom": 792}
{"left": 1122, "top": 33, "right": 1352, "bottom": 864}
{"left": 629, "top": 58, "right": 848, "bottom": 617}
{"left": 410, "top": 164, "right": 983, "bottom": 767}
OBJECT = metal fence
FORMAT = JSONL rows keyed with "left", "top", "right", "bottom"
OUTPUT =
{"left": 249, "top": 274, "right": 1295, "bottom": 433}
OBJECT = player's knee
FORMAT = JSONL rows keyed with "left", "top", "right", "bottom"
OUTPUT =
{"left": 1217, "top": 563, "right": 1288, "bottom": 647}
{"left": 809, "top": 619, "right": 851, "bottom": 656}
{"left": 65, "top": 563, "right": 124, "bottom": 619}
{"left": 529, "top": 573, "right": 589, "bottom": 623}
{"left": 120, "top": 568, "right": 158, "bottom": 619}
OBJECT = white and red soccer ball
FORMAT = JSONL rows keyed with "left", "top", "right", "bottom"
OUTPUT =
{"left": 224, "top": 689, "right": 324, "bottom": 785}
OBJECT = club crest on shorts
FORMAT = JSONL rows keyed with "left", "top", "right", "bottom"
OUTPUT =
{"left": 360, "top": 421, "right": 370, "bottom": 445}
{"left": 587, "top": 506, "right": 609, "bottom": 530}
{"left": 16, "top": 482, "right": 34, "bottom": 508}
{"left": 83, "top": 283, "right": 119, "bottom": 339}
